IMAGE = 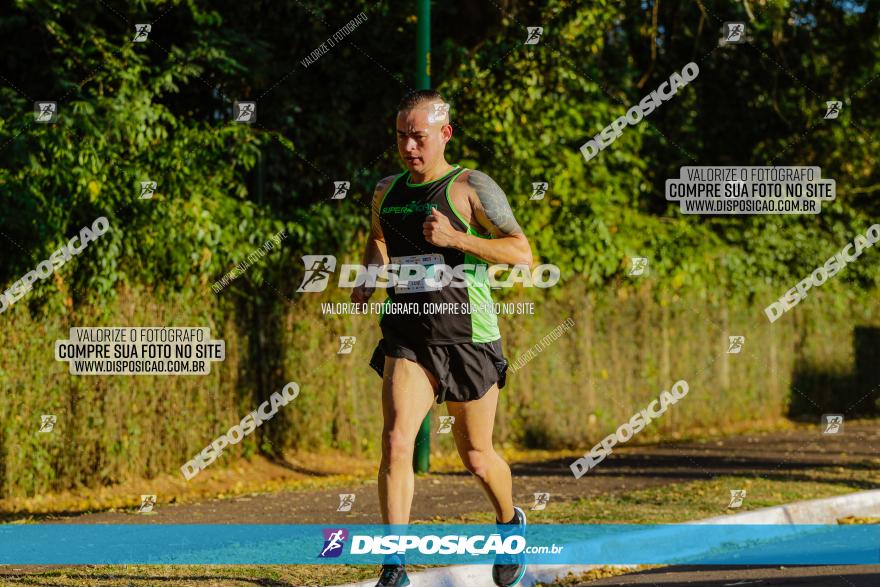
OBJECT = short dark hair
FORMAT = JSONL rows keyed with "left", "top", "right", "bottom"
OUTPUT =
{"left": 397, "top": 89, "right": 446, "bottom": 112}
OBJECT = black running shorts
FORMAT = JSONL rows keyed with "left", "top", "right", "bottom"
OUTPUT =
{"left": 369, "top": 327, "right": 508, "bottom": 404}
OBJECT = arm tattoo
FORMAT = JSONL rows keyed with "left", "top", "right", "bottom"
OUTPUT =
{"left": 467, "top": 170, "right": 523, "bottom": 235}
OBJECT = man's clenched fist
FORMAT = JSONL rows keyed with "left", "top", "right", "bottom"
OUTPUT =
{"left": 423, "top": 208, "right": 459, "bottom": 248}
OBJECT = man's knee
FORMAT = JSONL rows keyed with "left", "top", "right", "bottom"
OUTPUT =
{"left": 461, "top": 448, "right": 494, "bottom": 480}
{"left": 382, "top": 428, "right": 415, "bottom": 463}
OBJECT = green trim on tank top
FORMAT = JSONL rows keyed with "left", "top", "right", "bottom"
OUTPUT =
{"left": 445, "top": 167, "right": 493, "bottom": 256}
{"left": 443, "top": 168, "right": 499, "bottom": 342}
{"left": 404, "top": 164, "right": 462, "bottom": 187}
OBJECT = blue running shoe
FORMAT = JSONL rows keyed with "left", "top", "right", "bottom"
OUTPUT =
{"left": 492, "top": 506, "right": 527, "bottom": 586}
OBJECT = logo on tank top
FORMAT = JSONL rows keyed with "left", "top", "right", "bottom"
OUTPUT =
{"left": 381, "top": 201, "right": 438, "bottom": 217}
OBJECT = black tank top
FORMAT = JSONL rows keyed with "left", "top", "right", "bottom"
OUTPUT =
{"left": 378, "top": 165, "right": 500, "bottom": 345}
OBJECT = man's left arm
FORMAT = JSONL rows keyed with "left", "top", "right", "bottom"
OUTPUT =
{"left": 423, "top": 170, "right": 533, "bottom": 266}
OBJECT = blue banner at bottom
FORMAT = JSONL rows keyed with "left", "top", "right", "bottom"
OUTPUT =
{"left": 0, "top": 524, "right": 877, "bottom": 565}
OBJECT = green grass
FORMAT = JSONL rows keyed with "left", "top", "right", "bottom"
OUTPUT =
{"left": 0, "top": 564, "right": 399, "bottom": 586}
{"left": 454, "top": 470, "right": 876, "bottom": 524}
{"left": 6, "top": 470, "right": 876, "bottom": 586}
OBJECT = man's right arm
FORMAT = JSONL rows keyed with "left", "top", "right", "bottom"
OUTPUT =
{"left": 351, "top": 175, "right": 394, "bottom": 303}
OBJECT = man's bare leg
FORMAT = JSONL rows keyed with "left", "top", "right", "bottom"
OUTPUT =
{"left": 378, "top": 356, "right": 437, "bottom": 525}
{"left": 446, "top": 384, "right": 515, "bottom": 523}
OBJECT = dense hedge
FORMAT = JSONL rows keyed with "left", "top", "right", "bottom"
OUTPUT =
{"left": 1, "top": 281, "right": 877, "bottom": 498}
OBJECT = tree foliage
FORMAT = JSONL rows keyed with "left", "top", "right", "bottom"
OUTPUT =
{"left": 1, "top": 0, "right": 878, "bottom": 311}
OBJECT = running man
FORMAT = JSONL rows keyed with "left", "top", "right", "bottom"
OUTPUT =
{"left": 299, "top": 256, "right": 334, "bottom": 291}
{"left": 351, "top": 89, "right": 534, "bottom": 587}
{"left": 321, "top": 529, "right": 346, "bottom": 558}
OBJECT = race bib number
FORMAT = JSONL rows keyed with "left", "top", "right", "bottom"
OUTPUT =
{"left": 392, "top": 253, "right": 446, "bottom": 294}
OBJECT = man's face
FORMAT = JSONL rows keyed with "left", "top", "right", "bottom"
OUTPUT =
{"left": 396, "top": 101, "right": 452, "bottom": 173}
